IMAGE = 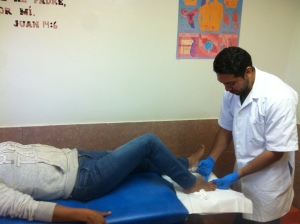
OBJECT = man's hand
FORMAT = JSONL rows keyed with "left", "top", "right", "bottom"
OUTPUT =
{"left": 52, "top": 204, "right": 111, "bottom": 224}
{"left": 196, "top": 156, "right": 215, "bottom": 181}
{"left": 212, "top": 171, "right": 239, "bottom": 189}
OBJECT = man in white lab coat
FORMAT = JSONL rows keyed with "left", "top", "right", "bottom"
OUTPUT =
{"left": 197, "top": 47, "right": 298, "bottom": 223}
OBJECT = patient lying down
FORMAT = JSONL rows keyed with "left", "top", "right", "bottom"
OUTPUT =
{"left": 0, "top": 133, "right": 216, "bottom": 224}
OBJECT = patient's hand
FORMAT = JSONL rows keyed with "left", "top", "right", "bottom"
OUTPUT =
{"left": 183, "top": 178, "right": 216, "bottom": 194}
{"left": 52, "top": 204, "right": 111, "bottom": 224}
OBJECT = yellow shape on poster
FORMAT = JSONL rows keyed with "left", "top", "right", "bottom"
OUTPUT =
{"left": 183, "top": 0, "right": 198, "bottom": 6}
{"left": 224, "top": 0, "right": 239, "bottom": 8}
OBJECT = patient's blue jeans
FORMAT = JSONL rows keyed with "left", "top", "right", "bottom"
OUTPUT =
{"left": 70, "top": 133, "right": 196, "bottom": 201}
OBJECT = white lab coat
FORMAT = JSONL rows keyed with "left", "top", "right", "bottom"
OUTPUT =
{"left": 218, "top": 68, "right": 298, "bottom": 222}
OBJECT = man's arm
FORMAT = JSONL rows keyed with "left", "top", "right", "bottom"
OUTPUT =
{"left": 213, "top": 150, "right": 285, "bottom": 189}
{"left": 238, "top": 150, "right": 284, "bottom": 178}
{"left": 209, "top": 126, "right": 233, "bottom": 162}
{"left": 237, "top": 96, "right": 295, "bottom": 178}
{"left": 52, "top": 204, "right": 111, "bottom": 224}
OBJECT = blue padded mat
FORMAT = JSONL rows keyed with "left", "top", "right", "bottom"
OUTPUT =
{"left": 0, "top": 173, "right": 188, "bottom": 224}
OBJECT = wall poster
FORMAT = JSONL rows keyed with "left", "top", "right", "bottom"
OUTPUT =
{"left": 177, "top": 0, "right": 243, "bottom": 59}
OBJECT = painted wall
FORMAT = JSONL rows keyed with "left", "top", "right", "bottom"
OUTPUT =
{"left": 0, "top": 0, "right": 299, "bottom": 127}
{"left": 285, "top": 2, "right": 300, "bottom": 122}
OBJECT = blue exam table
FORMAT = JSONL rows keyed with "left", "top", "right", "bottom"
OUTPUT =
{"left": 0, "top": 173, "right": 188, "bottom": 224}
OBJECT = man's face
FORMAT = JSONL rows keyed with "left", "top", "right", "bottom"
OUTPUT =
{"left": 217, "top": 73, "right": 250, "bottom": 96}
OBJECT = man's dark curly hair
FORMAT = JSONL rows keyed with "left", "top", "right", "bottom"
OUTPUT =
{"left": 213, "top": 47, "right": 253, "bottom": 77}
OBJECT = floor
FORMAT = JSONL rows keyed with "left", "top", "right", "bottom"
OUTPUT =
{"left": 184, "top": 213, "right": 234, "bottom": 224}
{"left": 281, "top": 206, "right": 300, "bottom": 224}
{"left": 183, "top": 206, "right": 300, "bottom": 224}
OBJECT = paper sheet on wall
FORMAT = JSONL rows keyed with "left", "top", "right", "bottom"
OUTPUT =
{"left": 163, "top": 173, "right": 253, "bottom": 214}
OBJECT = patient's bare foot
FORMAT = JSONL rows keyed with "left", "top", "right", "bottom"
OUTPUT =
{"left": 183, "top": 178, "right": 216, "bottom": 194}
{"left": 188, "top": 144, "right": 205, "bottom": 169}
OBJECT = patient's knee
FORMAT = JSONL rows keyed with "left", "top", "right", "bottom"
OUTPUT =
{"left": 143, "top": 133, "right": 158, "bottom": 141}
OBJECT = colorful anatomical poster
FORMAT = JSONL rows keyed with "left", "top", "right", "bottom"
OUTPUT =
{"left": 177, "top": 0, "right": 243, "bottom": 59}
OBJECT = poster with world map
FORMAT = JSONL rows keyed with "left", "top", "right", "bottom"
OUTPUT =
{"left": 177, "top": 0, "right": 243, "bottom": 59}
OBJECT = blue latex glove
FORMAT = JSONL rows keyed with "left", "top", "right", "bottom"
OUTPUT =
{"left": 213, "top": 171, "right": 239, "bottom": 189}
{"left": 196, "top": 156, "right": 215, "bottom": 181}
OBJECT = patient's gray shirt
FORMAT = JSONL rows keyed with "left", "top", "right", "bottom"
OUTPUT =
{"left": 0, "top": 141, "right": 78, "bottom": 222}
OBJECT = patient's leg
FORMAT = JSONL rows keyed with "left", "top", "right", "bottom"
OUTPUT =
{"left": 183, "top": 178, "right": 216, "bottom": 193}
{"left": 188, "top": 144, "right": 205, "bottom": 169}
{"left": 73, "top": 133, "right": 216, "bottom": 200}
{"left": 138, "top": 145, "right": 205, "bottom": 174}
{"left": 182, "top": 145, "right": 216, "bottom": 193}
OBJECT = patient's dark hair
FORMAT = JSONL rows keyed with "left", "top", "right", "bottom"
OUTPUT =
{"left": 213, "top": 47, "right": 253, "bottom": 77}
